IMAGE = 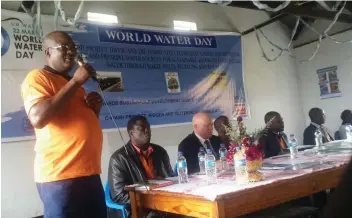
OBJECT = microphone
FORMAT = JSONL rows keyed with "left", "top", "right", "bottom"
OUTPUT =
{"left": 76, "top": 55, "right": 100, "bottom": 82}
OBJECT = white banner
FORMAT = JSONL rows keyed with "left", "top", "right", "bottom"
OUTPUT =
{"left": 1, "top": 10, "right": 77, "bottom": 141}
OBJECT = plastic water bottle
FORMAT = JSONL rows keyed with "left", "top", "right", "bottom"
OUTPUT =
{"left": 219, "top": 144, "right": 228, "bottom": 171}
{"left": 205, "top": 149, "right": 217, "bottom": 184}
{"left": 234, "top": 147, "right": 248, "bottom": 184}
{"left": 314, "top": 129, "right": 324, "bottom": 150}
{"left": 345, "top": 125, "right": 352, "bottom": 141}
{"left": 177, "top": 152, "right": 188, "bottom": 184}
{"left": 198, "top": 147, "right": 206, "bottom": 173}
{"left": 289, "top": 134, "right": 298, "bottom": 159}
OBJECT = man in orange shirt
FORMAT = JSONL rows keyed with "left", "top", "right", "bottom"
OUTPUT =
{"left": 108, "top": 116, "right": 173, "bottom": 218}
{"left": 21, "top": 31, "right": 106, "bottom": 217}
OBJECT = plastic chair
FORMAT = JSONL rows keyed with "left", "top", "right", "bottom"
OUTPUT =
{"left": 104, "top": 182, "right": 128, "bottom": 218}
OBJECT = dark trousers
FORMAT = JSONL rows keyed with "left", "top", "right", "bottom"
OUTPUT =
{"left": 37, "top": 175, "right": 107, "bottom": 218}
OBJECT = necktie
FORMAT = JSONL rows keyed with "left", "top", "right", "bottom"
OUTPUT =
{"left": 320, "top": 127, "right": 332, "bottom": 142}
{"left": 204, "top": 140, "right": 218, "bottom": 159}
{"left": 276, "top": 135, "right": 286, "bottom": 151}
{"left": 204, "top": 140, "right": 211, "bottom": 150}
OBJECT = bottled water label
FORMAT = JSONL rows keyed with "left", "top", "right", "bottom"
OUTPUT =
{"left": 220, "top": 151, "right": 226, "bottom": 158}
{"left": 235, "top": 159, "right": 246, "bottom": 167}
{"left": 198, "top": 156, "right": 204, "bottom": 161}
{"left": 178, "top": 160, "right": 186, "bottom": 168}
{"left": 206, "top": 160, "right": 215, "bottom": 168}
{"left": 289, "top": 142, "right": 295, "bottom": 148}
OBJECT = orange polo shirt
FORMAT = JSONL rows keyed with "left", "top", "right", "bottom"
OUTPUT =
{"left": 21, "top": 69, "right": 103, "bottom": 183}
{"left": 132, "top": 144, "right": 156, "bottom": 180}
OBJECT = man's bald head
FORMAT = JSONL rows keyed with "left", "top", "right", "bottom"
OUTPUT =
{"left": 192, "top": 112, "right": 213, "bottom": 139}
{"left": 44, "top": 31, "right": 72, "bottom": 50}
{"left": 43, "top": 31, "right": 77, "bottom": 74}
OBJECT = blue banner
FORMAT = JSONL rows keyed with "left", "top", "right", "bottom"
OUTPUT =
{"left": 1, "top": 17, "right": 245, "bottom": 140}
{"left": 72, "top": 23, "right": 245, "bottom": 130}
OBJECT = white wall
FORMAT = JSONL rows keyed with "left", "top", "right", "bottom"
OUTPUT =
{"left": 295, "top": 30, "right": 352, "bottom": 136}
{"left": 1, "top": 2, "right": 304, "bottom": 217}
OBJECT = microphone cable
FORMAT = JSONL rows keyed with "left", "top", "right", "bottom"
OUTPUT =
{"left": 95, "top": 79, "right": 129, "bottom": 155}
{"left": 76, "top": 56, "right": 129, "bottom": 156}
{"left": 93, "top": 79, "right": 168, "bottom": 218}
{"left": 77, "top": 55, "right": 168, "bottom": 217}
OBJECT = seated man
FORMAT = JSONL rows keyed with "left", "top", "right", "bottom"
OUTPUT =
{"left": 303, "top": 108, "right": 331, "bottom": 208}
{"left": 303, "top": 108, "right": 333, "bottom": 145}
{"left": 108, "top": 115, "right": 173, "bottom": 218}
{"left": 214, "top": 115, "right": 231, "bottom": 148}
{"left": 178, "top": 112, "right": 221, "bottom": 174}
{"left": 260, "top": 111, "right": 287, "bottom": 158}
{"left": 339, "top": 109, "right": 352, "bottom": 140}
{"left": 260, "top": 112, "right": 326, "bottom": 208}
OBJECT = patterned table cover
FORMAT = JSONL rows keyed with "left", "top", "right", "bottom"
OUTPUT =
{"left": 152, "top": 144, "right": 352, "bottom": 201}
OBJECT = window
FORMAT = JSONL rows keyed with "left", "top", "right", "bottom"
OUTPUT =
{"left": 173, "top": 20, "right": 197, "bottom": 31}
{"left": 87, "top": 12, "right": 118, "bottom": 24}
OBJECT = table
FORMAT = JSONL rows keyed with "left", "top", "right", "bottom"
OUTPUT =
{"left": 128, "top": 148, "right": 351, "bottom": 218}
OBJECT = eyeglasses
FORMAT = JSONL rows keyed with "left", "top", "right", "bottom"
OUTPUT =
{"left": 49, "top": 45, "right": 78, "bottom": 52}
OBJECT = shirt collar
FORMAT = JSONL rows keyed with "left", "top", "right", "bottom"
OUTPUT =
{"left": 132, "top": 143, "right": 153, "bottom": 157}
{"left": 272, "top": 131, "right": 285, "bottom": 138}
{"left": 43, "top": 65, "right": 71, "bottom": 81}
{"left": 311, "top": 122, "right": 321, "bottom": 128}
{"left": 194, "top": 132, "right": 208, "bottom": 145}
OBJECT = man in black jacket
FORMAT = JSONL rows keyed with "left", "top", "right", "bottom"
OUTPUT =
{"left": 260, "top": 111, "right": 288, "bottom": 158}
{"left": 303, "top": 108, "right": 333, "bottom": 145}
{"left": 178, "top": 112, "right": 221, "bottom": 174}
{"left": 108, "top": 115, "right": 173, "bottom": 218}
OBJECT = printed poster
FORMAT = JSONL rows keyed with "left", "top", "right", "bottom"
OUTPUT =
{"left": 165, "top": 72, "right": 181, "bottom": 93}
{"left": 317, "top": 66, "right": 341, "bottom": 99}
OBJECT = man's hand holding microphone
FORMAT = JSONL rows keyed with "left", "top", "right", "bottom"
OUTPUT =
{"left": 74, "top": 56, "right": 103, "bottom": 116}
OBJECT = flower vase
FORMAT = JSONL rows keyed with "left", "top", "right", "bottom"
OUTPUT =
{"left": 244, "top": 144, "right": 264, "bottom": 182}
{"left": 246, "top": 157, "right": 263, "bottom": 182}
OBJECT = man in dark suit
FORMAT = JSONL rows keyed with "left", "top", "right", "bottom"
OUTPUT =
{"left": 178, "top": 112, "right": 221, "bottom": 174}
{"left": 303, "top": 108, "right": 332, "bottom": 209}
{"left": 303, "top": 108, "right": 333, "bottom": 145}
{"left": 260, "top": 111, "right": 326, "bottom": 209}
{"left": 260, "top": 111, "right": 288, "bottom": 158}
